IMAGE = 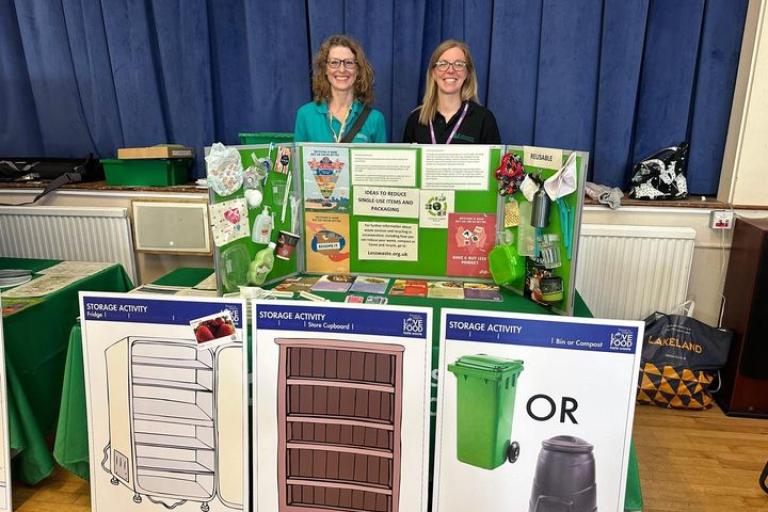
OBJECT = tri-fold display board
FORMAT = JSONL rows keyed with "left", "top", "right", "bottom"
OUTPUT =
{"left": 207, "top": 143, "right": 587, "bottom": 315}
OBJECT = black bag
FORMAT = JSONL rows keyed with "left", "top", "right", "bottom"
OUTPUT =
{"left": 628, "top": 142, "right": 689, "bottom": 200}
{"left": 637, "top": 312, "right": 732, "bottom": 409}
{"left": 0, "top": 155, "right": 103, "bottom": 183}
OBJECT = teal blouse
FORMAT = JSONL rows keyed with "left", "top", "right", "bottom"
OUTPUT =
{"left": 293, "top": 100, "right": 387, "bottom": 143}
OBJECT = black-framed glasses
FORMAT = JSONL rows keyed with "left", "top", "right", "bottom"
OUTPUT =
{"left": 434, "top": 60, "right": 468, "bottom": 72}
{"left": 327, "top": 58, "right": 357, "bottom": 70}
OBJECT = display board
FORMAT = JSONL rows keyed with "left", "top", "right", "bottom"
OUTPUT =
{"left": 208, "top": 142, "right": 587, "bottom": 315}
{"left": 298, "top": 144, "right": 503, "bottom": 277}
{"left": 433, "top": 309, "right": 643, "bottom": 512}
{"left": 79, "top": 293, "right": 249, "bottom": 512}
{"left": 497, "top": 146, "right": 588, "bottom": 315}
{"left": 0, "top": 298, "right": 12, "bottom": 511}
{"left": 253, "top": 301, "right": 433, "bottom": 512}
{"left": 207, "top": 143, "right": 301, "bottom": 294}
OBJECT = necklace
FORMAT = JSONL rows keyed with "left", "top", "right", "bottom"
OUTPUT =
{"left": 430, "top": 102, "right": 469, "bottom": 144}
{"left": 328, "top": 102, "right": 353, "bottom": 143}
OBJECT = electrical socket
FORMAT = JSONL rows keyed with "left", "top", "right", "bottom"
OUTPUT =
{"left": 710, "top": 210, "right": 734, "bottom": 230}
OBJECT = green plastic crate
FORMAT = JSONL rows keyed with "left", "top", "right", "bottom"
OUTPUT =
{"left": 238, "top": 132, "right": 294, "bottom": 145}
{"left": 102, "top": 159, "right": 192, "bottom": 187}
{"left": 447, "top": 355, "right": 524, "bottom": 469}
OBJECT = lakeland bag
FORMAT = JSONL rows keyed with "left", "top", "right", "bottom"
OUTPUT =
{"left": 636, "top": 311, "right": 732, "bottom": 410}
{"left": 628, "top": 142, "right": 689, "bottom": 200}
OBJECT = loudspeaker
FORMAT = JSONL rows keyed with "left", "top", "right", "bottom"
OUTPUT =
{"left": 131, "top": 201, "right": 211, "bottom": 254}
{"left": 716, "top": 216, "right": 768, "bottom": 417}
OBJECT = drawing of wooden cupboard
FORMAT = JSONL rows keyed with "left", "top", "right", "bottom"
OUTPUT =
{"left": 276, "top": 339, "right": 405, "bottom": 512}
{"left": 105, "top": 337, "right": 243, "bottom": 511}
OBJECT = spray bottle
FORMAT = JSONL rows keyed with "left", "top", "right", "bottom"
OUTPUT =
{"left": 251, "top": 205, "right": 274, "bottom": 244}
{"left": 247, "top": 242, "right": 276, "bottom": 286}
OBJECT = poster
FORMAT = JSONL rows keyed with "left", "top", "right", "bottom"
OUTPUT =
{"left": 304, "top": 211, "right": 351, "bottom": 273}
{"left": 303, "top": 145, "right": 350, "bottom": 211}
{"left": 446, "top": 213, "right": 495, "bottom": 277}
{"left": 358, "top": 221, "right": 418, "bottom": 261}
{"left": 421, "top": 146, "right": 490, "bottom": 190}
{"left": 353, "top": 187, "right": 420, "bottom": 218}
{"left": 209, "top": 198, "right": 250, "bottom": 247}
{"left": 351, "top": 148, "right": 417, "bottom": 187}
{"left": 433, "top": 309, "right": 643, "bottom": 512}
{"left": 252, "top": 301, "right": 433, "bottom": 512}
{"left": 80, "top": 293, "right": 249, "bottom": 512}
{"left": 0, "top": 298, "right": 11, "bottom": 511}
{"left": 419, "top": 190, "right": 454, "bottom": 229}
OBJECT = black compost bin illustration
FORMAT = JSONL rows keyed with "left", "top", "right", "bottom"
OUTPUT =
{"left": 529, "top": 435, "right": 597, "bottom": 512}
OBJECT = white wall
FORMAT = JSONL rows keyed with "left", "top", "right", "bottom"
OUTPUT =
{"left": 720, "top": 0, "right": 768, "bottom": 206}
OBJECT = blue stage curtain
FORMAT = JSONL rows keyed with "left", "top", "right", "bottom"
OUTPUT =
{"left": 0, "top": 0, "right": 748, "bottom": 193}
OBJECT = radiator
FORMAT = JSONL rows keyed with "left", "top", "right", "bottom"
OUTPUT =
{"left": 575, "top": 224, "right": 696, "bottom": 320}
{"left": 0, "top": 206, "right": 137, "bottom": 282}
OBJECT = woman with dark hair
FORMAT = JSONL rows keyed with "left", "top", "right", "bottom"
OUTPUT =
{"left": 402, "top": 39, "right": 500, "bottom": 144}
{"left": 294, "top": 34, "right": 387, "bottom": 143}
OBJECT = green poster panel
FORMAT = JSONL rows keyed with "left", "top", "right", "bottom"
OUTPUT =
{"left": 497, "top": 146, "right": 588, "bottom": 316}
{"left": 207, "top": 144, "right": 300, "bottom": 293}
{"left": 298, "top": 143, "right": 504, "bottom": 278}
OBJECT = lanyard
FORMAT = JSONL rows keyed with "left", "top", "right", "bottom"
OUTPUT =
{"left": 328, "top": 104, "right": 353, "bottom": 143}
{"left": 430, "top": 102, "right": 469, "bottom": 144}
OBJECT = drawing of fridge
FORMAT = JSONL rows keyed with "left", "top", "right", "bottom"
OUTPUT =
{"left": 103, "top": 336, "right": 244, "bottom": 511}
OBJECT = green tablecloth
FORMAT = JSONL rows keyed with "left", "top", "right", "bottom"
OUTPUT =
{"left": 53, "top": 268, "right": 642, "bottom": 510}
{"left": 0, "top": 257, "right": 132, "bottom": 484}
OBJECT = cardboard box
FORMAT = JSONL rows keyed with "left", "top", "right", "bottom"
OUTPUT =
{"left": 117, "top": 145, "right": 194, "bottom": 159}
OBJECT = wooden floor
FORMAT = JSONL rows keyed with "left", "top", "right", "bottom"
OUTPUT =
{"left": 634, "top": 403, "right": 768, "bottom": 511}
{"left": 8, "top": 404, "right": 768, "bottom": 511}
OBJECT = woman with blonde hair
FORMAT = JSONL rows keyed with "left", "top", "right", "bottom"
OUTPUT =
{"left": 403, "top": 39, "right": 500, "bottom": 144}
{"left": 294, "top": 34, "right": 387, "bottom": 143}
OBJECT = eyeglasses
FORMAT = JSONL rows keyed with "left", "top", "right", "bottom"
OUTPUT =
{"left": 434, "top": 60, "right": 468, "bottom": 72}
{"left": 327, "top": 59, "right": 357, "bottom": 70}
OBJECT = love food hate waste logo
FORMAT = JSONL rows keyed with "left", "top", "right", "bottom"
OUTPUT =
{"left": 402, "top": 315, "right": 425, "bottom": 337}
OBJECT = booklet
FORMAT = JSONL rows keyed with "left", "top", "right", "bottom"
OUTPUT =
{"left": 388, "top": 279, "right": 428, "bottom": 297}
{"left": 463, "top": 282, "right": 503, "bottom": 302}
{"left": 427, "top": 281, "right": 465, "bottom": 300}
{"left": 349, "top": 276, "right": 390, "bottom": 295}
{"left": 273, "top": 276, "right": 319, "bottom": 293}
{"left": 311, "top": 274, "right": 355, "bottom": 293}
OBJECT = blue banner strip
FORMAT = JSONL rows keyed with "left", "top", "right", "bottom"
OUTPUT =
{"left": 445, "top": 314, "right": 638, "bottom": 354}
{"left": 255, "top": 304, "right": 428, "bottom": 339}
{"left": 82, "top": 296, "right": 244, "bottom": 328}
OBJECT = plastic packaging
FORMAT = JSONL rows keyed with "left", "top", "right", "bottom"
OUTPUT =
{"left": 251, "top": 205, "right": 274, "bottom": 244}
{"left": 518, "top": 201, "right": 536, "bottom": 257}
{"left": 247, "top": 242, "right": 276, "bottom": 286}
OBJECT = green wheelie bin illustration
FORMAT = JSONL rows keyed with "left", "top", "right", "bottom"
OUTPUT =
{"left": 447, "top": 354, "right": 524, "bottom": 470}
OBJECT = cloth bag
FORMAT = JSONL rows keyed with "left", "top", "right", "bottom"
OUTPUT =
{"left": 628, "top": 142, "right": 689, "bottom": 200}
{"left": 636, "top": 308, "right": 732, "bottom": 410}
